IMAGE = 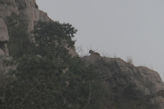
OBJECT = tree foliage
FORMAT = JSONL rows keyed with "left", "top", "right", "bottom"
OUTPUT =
{"left": 0, "top": 21, "right": 106, "bottom": 109}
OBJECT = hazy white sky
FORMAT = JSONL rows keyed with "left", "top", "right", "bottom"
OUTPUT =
{"left": 37, "top": 0, "right": 164, "bottom": 79}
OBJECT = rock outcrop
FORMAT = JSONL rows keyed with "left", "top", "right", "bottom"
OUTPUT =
{"left": 0, "top": 0, "right": 77, "bottom": 57}
{"left": 0, "top": 0, "right": 50, "bottom": 30}
{"left": 0, "top": 0, "right": 164, "bottom": 109}
{"left": 83, "top": 53, "right": 164, "bottom": 109}
{"left": 0, "top": 0, "right": 50, "bottom": 56}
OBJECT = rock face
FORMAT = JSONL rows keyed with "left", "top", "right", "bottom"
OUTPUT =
{"left": 0, "top": 18, "right": 9, "bottom": 56}
{"left": 83, "top": 54, "right": 164, "bottom": 109}
{"left": 0, "top": 18, "right": 9, "bottom": 41}
{"left": 0, "top": 1, "right": 164, "bottom": 108}
{"left": 0, "top": 0, "right": 77, "bottom": 57}
{"left": 0, "top": 0, "right": 50, "bottom": 30}
{"left": 0, "top": 0, "right": 53, "bottom": 82}
{"left": 0, "top": 0, "right": 50, "bottom": 56}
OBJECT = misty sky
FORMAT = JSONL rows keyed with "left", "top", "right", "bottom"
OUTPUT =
{"left": 37, "top": 0, "right": 164, "bottom": 79}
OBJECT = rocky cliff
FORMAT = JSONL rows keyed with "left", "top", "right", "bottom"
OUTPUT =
{"left": 0, "top": 0, "right": 164, "bottom": 109}
{"left": 83, "top": 53, "right": 164, "bottom": 109}
{"left": 0, "top": 0, "right": 50, "bottom": 56}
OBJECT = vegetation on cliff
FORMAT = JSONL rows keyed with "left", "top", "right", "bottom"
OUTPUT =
{"left": 0, "top": 17, "right": 107, "bottom": 109}
{"left": 0, "top": 12, "right": 162, "bottom": 109}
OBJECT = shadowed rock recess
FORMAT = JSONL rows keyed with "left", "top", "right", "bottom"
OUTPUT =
{"left": 0, "top": 0, "right": 163, "bottom": 109}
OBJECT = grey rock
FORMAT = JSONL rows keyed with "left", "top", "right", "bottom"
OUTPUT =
{"left": 0, "top": 0, "right": 77, "bottom": 56}
{"left": 83, "top": 53, "right": 164, "bottom": 109}
{"left": 0, "top": 0, "right": 50, "bottom": 42}
{"left": 0, "top": 18, "right": 9, "bottom": 41}
{"left": 0, "top": 48, "right": 5, "bottom": 56}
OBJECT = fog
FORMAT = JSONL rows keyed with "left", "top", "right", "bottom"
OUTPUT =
{"left": 37, "top": 0, "right": 164, "bottom": 79}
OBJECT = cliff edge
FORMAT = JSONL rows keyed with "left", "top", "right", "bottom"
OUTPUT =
{"left": 83, "top": 52, "right": 164, "bottom": 109}
{"left": 0, "top": 1, "right": 163, "bottom": 109}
